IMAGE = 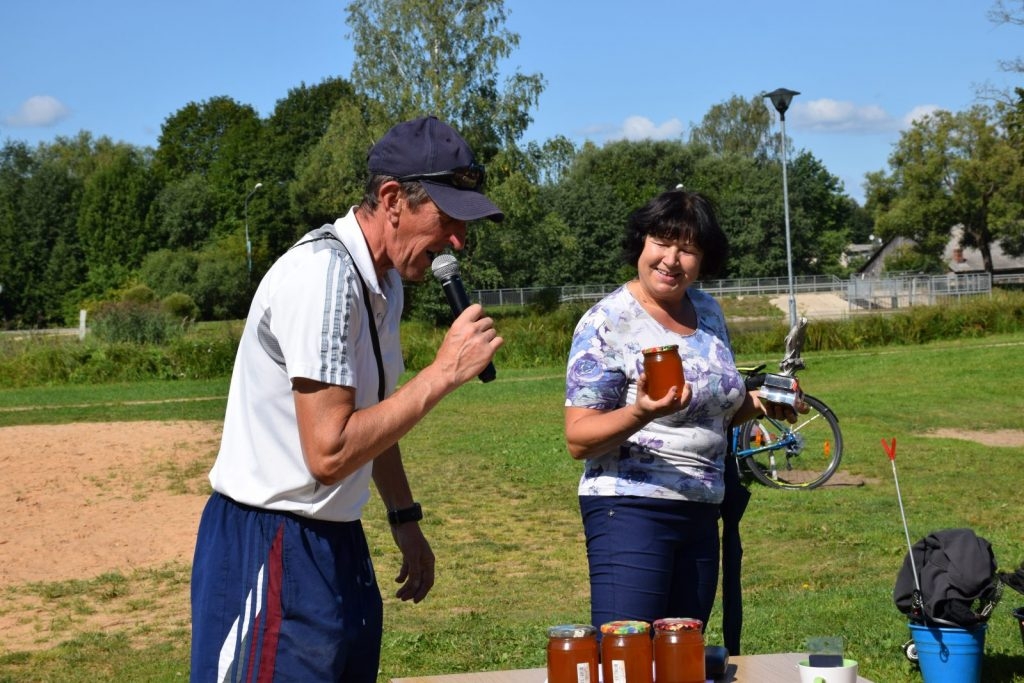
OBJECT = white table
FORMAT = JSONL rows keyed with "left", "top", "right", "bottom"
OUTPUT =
{"left": 391, "top": 652, "right": 876, "bottom": 683}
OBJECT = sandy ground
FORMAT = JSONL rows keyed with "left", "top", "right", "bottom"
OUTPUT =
{"left": 1, "top": 420, "right": 1021, "bottom": 655}
{"left": 0, "top": 420, "right": 221, "bottom": 653}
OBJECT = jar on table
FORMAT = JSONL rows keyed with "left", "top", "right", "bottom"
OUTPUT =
{"left": 600, "top": 620, "right": 652, "bottom": 683}
{"left": 546, "top": 624, "right": 599, "bottom": 683}
{"left": 652, "top": 618, "right": 705, "bottom": 683}
{"left": 641, "top": 345, "right": 685, "bottom": 400}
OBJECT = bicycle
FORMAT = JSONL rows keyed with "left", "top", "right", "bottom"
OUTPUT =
{"left": 730, "top": 318, "right": 843, "bottom": 490}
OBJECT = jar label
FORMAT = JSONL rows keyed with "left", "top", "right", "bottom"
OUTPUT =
{"left": 575, "top": 662, "right": 592, "bottom": 683}
{"left": 610, "top": 660, "right": 626, "bottom": 683}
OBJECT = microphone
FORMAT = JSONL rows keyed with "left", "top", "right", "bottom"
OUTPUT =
{"left": 431, "top": 254, "right": 496, "bottom": 383}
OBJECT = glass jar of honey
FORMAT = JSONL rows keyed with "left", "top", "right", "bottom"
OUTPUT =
{"left": 641, "top": 345, "right": 685, "bottom": 400}
{"left": 546, "top": 624, "right": 598, "bottom": 683}
{"left": 652, "top": 618, "right": 705, "bottom": 683}
{"left": 600, "top": 620, "right": 652, "bottom": 683}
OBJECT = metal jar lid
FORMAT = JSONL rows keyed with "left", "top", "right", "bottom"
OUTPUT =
{"left": 547, "top": 624, "right": 597, "bottom": 639}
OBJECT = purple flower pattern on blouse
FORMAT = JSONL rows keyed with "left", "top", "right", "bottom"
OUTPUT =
{"left": 565, "top": 285, "right": 746, "bottom": 504}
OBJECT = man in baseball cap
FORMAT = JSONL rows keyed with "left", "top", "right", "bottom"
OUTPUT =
{"left": 190, "top": 116, "right": 504, "bottom": 682}
{"left": 368, "top": 115, "right": 504, "bottom": 223}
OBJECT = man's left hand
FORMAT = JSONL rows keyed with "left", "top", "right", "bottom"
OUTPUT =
{"left": 390, "top": 522, "right": 435, "bottom": 603}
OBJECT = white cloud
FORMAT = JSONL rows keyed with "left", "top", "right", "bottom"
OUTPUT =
{"left": 4, "top": 95, "right": 71, "bottom": 127}
{"left": 902, "top": 105, "right": 940, "bottom": 127}
{"left": 609, "top": 115, "right": 685, "bottom": 142}
{"left": 787, "top": 98, "right": 946, "bottom": 135}
{"left": 788, "top": 98, "right": 894, "bottom": 133}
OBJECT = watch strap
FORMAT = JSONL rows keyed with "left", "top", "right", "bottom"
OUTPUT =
{"left": 387, "top": 502, "right": 423, "bottom": 526}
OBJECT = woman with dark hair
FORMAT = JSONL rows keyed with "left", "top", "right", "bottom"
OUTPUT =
{"left": 564, "top": 188, "right": 798, "bottom": 631}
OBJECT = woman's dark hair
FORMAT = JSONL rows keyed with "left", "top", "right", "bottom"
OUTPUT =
{"left": 622, "top": 189, "right": 729, "bottom": 279}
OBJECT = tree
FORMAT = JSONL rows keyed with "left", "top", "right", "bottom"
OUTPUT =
{"left": 154, "top": 97, "right": 264, "bottom": 281}
{"left": 291, "top": 99, "right": 390, "bottom": 230}
{"left": 544, "top": 140, "right": 706, "bottom": 284}
{"left": 0, "top": 141, "right": 36, "bottom": 324}
{"left": 154, "top": 96, "right": 261, "bottom": 181}
{"left": 865, "top": 106, "right": 1024, "bottom": 272}
{"left": 689, "top": 94, "right": 773, "bottom": 158}
{"left": 149, "top": 174, "right": 221, "bottom": 251}
{"left": 988, "top": 0, "right": 1024, "bottom": 74}
{"left": 256, "top": 78, "right": 368, "bottom": 257}
{"left": 76, "top": 143, "right": 160, "bottom": 292}
{"left": 345, "top": 0, "right": 544, "bottom": 158}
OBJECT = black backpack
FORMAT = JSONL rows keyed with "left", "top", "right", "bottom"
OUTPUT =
{"left": 893, "top": 528, "right": 1002, "bottom": 628}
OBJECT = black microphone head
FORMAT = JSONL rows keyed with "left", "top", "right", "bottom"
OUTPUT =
{"left": 431, "top": 253, "right": 460, "bottom": 281}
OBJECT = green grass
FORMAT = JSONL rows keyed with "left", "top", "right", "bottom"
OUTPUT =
{"left": 0, "top": 378, "right": 229, "bottom": 426}
{"left": 2, "top": 336, "right": 1024, "bottom": 681}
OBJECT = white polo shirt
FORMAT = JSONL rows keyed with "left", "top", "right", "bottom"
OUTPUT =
{"left": 209, "top": 209, "right": 404, "bottom": 521}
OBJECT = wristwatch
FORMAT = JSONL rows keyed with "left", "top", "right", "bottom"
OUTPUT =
{"left": 387, "top": 502, "right": 423, "bottom": 526}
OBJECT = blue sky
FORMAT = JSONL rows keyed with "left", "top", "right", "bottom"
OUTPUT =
{"left": 2, "top": 1, "right": 1021, "bottom": 204}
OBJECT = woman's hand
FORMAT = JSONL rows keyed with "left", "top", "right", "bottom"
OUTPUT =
{"left": 564, "top": 372, "right": 692, "bottom": 461}
{"left": 755, "top": 391, "right": 809, "bottom": 423}
{"left": 633, "top": 371, "right": 692, "bottom": 420}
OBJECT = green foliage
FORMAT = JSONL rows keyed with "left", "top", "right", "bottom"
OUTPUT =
{"left": 148, "top": 175, "right": 222, "bottom": 251}
{"left": 161, "top": 292, "right": 199, "bottom": 322}
{"left": 121, "top": 284, "right": 156, "bottom": 304}
{"left": 4, "top": 291, "right": 1023, "bottom": 388}
{"left": 2, "top": 140, "right": 85, "bottom": 325}
{"left": 689, "top": 93, "right": 773, "bottom": 158}
{"left": 192, "top": 236, "right": 254, "bottom": 320}
{"left": 260, "top": 77, "right": 363, "bottom": 257}
{"left": 346, "top": 0, "right": 545, "bottom": 158}
{"left": 90, "top": 301, "right": 181, "bottom": 345}
{"left": 138, "top": 249, "right": 200, "bottom": 299}
{"left": 164, "top": 336, "right": 239, "bottom": 380}
{"left": 732, "top": 290, "right": 1024, "bottom": 356}
{"left": 154, "top": 96, "right": 261, "bottom": 182}
{"left": 76, "top": 144, "right": 159, "bottom": 293}
{"left": 528, "top": 286, "right": 562, "bottom": 314}
{"left": 291, "top": 99, "right": 388, "bottom": 228}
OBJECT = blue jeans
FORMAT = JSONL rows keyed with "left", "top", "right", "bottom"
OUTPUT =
{"left": 580, "top": 495, "right": 720, "bottom": 630}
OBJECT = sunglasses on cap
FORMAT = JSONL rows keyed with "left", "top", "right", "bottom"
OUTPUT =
{"left": 397, "top": 164, "right": 486, "bottom": 191}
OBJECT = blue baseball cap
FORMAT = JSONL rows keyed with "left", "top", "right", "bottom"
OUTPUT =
{"left": 368, "top": 116, "right": 504, "bottom": 223}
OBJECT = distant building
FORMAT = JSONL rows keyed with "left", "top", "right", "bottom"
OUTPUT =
{"left": 855, "top": 226, "right": 1024, "bottom": 278}
{"left": 854, "top": 236, "right": 914, "bottom": 277}
{"left": 943, "top": 225, "right": 1024, "bottom": 276}
{"left": 839, "top": 242, "right": 877, "bottom": 269}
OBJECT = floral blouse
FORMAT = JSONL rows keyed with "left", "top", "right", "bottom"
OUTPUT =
{"left": 564, "top": 285, "right": 747, "bottom": 504}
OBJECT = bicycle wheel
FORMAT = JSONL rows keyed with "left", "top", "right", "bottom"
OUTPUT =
{"left": 737, "top": 394, "right": 842, "bottom": 490}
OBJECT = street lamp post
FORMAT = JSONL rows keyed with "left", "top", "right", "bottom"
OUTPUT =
{"left": 763, "top": 88, "right": 800, "bottom": 329}
{"left": 244, "top": 182, "right": 262, "bottom": 277}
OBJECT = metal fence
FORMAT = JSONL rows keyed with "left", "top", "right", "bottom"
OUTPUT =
{"left": 473, "top": 272, "right": 996, "bottom": 310}
{"left": 475, "top": 275, "right": 844, "bottom": 307}
{"left": 846, "top": 272, "right": 992, "bottom": 310}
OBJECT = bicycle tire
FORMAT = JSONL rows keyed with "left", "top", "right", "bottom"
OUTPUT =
{"left": 737, "top": 393, "right": 842, "bottom": 490}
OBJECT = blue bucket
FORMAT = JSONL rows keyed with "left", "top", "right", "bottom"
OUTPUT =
{"left": 909, "top": 622, "right": 986, "bottom": 683}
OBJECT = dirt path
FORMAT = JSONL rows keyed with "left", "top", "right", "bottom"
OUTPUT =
{"left": 0, "top": 421, "right": 221, "bottom": 653}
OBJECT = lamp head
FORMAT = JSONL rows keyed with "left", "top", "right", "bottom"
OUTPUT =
{"left": 764, "top": 88, "right": 800, "bottom": 118}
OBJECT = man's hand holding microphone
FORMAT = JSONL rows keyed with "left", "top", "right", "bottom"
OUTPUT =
{"left": 431, "top": 254, "right": 501, "bottom": 385}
